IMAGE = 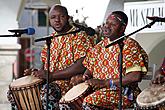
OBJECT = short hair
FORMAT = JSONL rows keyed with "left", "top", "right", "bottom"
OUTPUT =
{"left": 49, "top": 4, "right": 68, "bottom": 16}
{"left": 112, "top": 11, "right": 128, "bottom": 25}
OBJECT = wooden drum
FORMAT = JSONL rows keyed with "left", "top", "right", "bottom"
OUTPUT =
{"left": 60, "top": 82, "right": 93, "bottom": 110}
{"left": 9, "top": 75, "right": 44, "bottom": 110}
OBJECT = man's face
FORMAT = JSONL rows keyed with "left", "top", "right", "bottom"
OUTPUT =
{"left": 103, "top": 14, "right": 125, "bottom": 40}
{"left": 49, "top": 8, "right": 69, "bottom": 32}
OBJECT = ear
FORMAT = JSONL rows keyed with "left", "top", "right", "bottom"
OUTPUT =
{"left": 48, "top": 19, "right": 51, "bottom": 26}
{"left": 68, "top": 15, "right": 73, "bottom": 23}
{"left": 68, "top": 15, "right": 72, "bottom": 20}
{"left": 121, "top": 25, "right": 126, "bottom": 32}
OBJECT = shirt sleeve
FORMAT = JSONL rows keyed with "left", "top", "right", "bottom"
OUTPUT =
{"left": 123, "top": 38, "right": 148, "bottom": 74}
{"left": 72, "top": 31, "right": 93, "bottom": 62}
{"left": 40, "top": 44, "right": 48, "bottom": 70}
{"left": 83, "top": 47, "right": 95, "bottom": 73}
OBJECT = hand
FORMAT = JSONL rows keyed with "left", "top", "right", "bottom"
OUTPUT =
{"left": 83, "top": 69, "right": 93, "bottom": 80}
{"left": 23, "top": 67, "right": 38, "bottom": 76}
{"left": 152, "top": 69, "right": 165, "bottom": 84}
{"left": 70, "top": 74, "right": 85, "bottom": 86}
{"left": 32, "top": 68, "right": 47, "bottom": 80}
{"left": 85, "top": 79, "right": 108, "bottom": 90}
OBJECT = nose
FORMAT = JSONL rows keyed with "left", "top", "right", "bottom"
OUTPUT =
{"left": 103, "top": 25, "right": 111, "bottom": 33}
{"left": 54, "top": 16, "right": 60, "bottom": 22}
{"left": 104, "top": 23, "right": 109, "bottom": 28}
{"left": 102, "top": 27, "right": 111, "bottom": 37}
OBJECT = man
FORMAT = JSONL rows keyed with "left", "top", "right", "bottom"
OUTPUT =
{"left": 81, "top": 11, "right": 148, "bottom": 109}
{"left": 8, "top": 4, "right": 95, "bottom": 110}
{"left": 152, "top": 58, "right": 165, "bottom": 84}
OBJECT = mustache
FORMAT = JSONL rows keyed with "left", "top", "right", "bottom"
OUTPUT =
{"left": 102, "top": 28, "right": 111, "bottom": 37}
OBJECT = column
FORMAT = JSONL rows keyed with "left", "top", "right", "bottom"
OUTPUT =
{"left": 0, "top": 44, "right": 21, "bottom": 110}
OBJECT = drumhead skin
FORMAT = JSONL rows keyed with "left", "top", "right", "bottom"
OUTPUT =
{"left": 62, "top": 82, "right": 89, "bottom": 101}
{"left": 136, "top": 83, "right": 165, "bottom": 108}
{"left": 10, "top": 75, "right": 43, "bottom": 88}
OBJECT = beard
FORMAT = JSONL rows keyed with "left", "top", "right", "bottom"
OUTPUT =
{"left": 53, "top": 22, "right": 70, "bottom": 34}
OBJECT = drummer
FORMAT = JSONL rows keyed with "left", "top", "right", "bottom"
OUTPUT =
{"left": 152, "top": 57, "right": 165, "bottom": 84}
{"left": 79, "top": 11, "right": 149, "bottom": 109}
{"left": 8, "top": 4, "right": 96, "bottom": 110}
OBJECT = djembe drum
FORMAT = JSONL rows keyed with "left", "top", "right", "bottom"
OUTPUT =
{"left": 136, "top": 83, "right": 165, "bottom": 110}
{"left": 60, "top": 82, "right": 93, "bottom": 110}
{"left": 9, "top": 75, "right": 44, "bottom": 110}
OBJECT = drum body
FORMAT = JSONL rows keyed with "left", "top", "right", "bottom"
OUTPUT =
{"left": 136, "top": 83, "right": 165, "bottom": 110}
{"left": 60, "top": 82, "right": 92, "bottom": 110}
{"left": 9, "top": 75, "right": 44, "bottom": 110}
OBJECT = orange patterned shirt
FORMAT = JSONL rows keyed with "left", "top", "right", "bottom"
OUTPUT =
{"left": 83, "top": 37, "right": 148, "bottom": 109}
{"left": 41, "top": 26, "right": 94, "bottom": 95}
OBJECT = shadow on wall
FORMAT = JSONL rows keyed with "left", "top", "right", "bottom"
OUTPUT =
{"left": 149, "top": 39, "right": 165, "bottom": 68}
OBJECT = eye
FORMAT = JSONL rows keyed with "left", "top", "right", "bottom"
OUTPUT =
{"left": 106, "top": 23, "right": 117, "bottom": 27}
{"left": 111, "top": 23, "right": 116, "bottom": 26}
{"left": 50, "top": 15, "right": 55, "bottom": 19}
{"left": 60, "top": 15, "right": 66, "bottom": 19}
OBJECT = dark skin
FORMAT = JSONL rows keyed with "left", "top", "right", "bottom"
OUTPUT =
{"left": 83, "top": 69, "right": 142, "bottom": 89}
{"left": 152, "top": 68, "right": 165, "bottom": 84}
{"left": 48, "top": 5, "right": 71, "bottom": 34}
{"left": 81, "top": 13, "right": 142, "bottom": 89}
{"left": 24, "top": 5, "right": 86, "bottom": 82}
{"left": 30, "top": 57, "right": 86, "bottom": 82}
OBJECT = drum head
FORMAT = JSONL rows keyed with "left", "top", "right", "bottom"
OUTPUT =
{"left": 10, "top": 75, "right": 43, "bottom": 88}
{"left": 62, "top": 82, "right": 89, "bottom": 101}
{"left": 136, "top": 84, "right": 165, "bottom": 108}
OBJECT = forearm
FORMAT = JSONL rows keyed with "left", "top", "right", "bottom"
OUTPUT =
{"left": 83, "top": 69, "right": 93, "bottom": 80}
{"left": 50, "top": 57, "right": 86, "bottom": 80}
{"left": 103, "top": 71, "right": 142, "bottom": 88}
{"left": 113, "top": 71, "right": 142, "bottom": 87}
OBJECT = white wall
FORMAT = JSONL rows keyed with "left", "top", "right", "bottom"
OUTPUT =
{"left": 61, "top": 0, "right": 110, "bottom": 28}
{"left": 0, "top": 0, "right": 23, "bottom": 44}
{"left": 104, "top": 0, "right": 124, "bottom": 22}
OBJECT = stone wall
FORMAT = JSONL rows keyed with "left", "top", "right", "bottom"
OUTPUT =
{"left": 0, "top": 44, "right": 21, "bottom": 110}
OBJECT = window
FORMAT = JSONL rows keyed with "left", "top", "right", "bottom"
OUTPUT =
{"left": 38, "top": 9, "right": 47, "bottom": 26}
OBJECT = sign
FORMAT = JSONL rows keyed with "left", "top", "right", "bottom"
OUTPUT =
{"left": 124, "top": 1, "right": 165, "bottom": 33}
{"left": 24, "top": 48, "right": 35, "bottom": 62}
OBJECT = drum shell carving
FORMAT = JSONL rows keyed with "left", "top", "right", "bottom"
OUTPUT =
{"left": 9, "top": 75, "right": 44, "bottom": 110}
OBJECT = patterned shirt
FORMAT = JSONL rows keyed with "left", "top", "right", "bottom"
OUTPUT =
{"left": 83, "top": 37, "right": 148, "bottom": 109}
{"left": 41, "top": 26, "right": 94, "bottom": 95}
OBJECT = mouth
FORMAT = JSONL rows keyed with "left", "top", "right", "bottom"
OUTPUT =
{"left": 102, "top": 28, "right": 111, "bottom": 37}
{"left": 55, "top": 24, "right": 61, "bottom": 28}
